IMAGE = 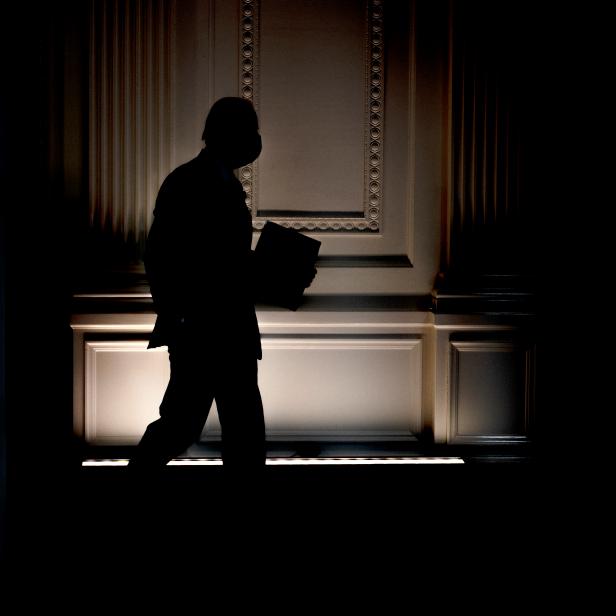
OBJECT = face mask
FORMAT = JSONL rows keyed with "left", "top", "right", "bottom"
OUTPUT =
{"left": 233, "top": 133, "right": 262, "bottom": 168}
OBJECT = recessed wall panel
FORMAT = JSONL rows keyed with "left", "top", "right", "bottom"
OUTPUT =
{"left": 84, "top": 337, "right": 422, "bottom": 444}
{"left": 449, "top": 340, "right": 534, "bottom": 443}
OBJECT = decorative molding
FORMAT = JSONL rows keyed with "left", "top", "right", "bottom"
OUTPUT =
{"left": 89, "top": 0, "right": 175, "bottom": 250}
{"left": 365, "top": 0, "right": 385, "bottom": 232}
{"left": 239, "top": 0, "right": 259, "bottom": 215}
{"left": 449, "top": 339, "right": 534, "bottom": 444}
{"left": 239, "top": 0, "right": 259, "bottom": 107}
{"left": 84, "top": 340, "right": 101, "bottom": 443}
{"left": 239, "top": 0, "right": 385, "bottom": 233}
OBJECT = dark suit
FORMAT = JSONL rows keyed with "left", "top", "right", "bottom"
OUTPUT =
{"left": 130, "top": 148, "right": 265, "bottom": 472}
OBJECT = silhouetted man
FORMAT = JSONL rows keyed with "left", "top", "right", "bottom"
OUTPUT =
{"left": 129, "top": 97, "right": 266, "bottom": 480}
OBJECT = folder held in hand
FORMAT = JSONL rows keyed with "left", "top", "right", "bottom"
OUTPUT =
{"left": 255, "top": 221, "right": 321, "bottom": 310}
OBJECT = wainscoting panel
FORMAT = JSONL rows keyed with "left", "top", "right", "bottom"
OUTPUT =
{"left": 448, "top": 338, "right": 534, "bottom": 444}
{"left": 204, "top": 336, "right": 422, "bottom": 441}
{"left": 80, "top": 331, "right": 423, "bottom": 445}
{"left": 73, "top": 311, "right": 537, "bottom": 449}
{"left": 85, "top": 340, "right": 169, "bottom": 444}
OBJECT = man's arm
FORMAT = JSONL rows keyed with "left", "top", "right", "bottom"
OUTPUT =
{"left": 144, "top": 179, "right": 186, "bottom": 323}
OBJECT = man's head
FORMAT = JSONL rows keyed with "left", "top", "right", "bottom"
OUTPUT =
{"left": 202, "top": 97, "right": 262, "bottom": 169}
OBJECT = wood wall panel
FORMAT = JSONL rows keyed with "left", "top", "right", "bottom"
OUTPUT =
{"left": 449, "top": 338, "right": 534, "bottom": 443}
{"left": 81, "top": 335, "right": 422, "bottom": 445}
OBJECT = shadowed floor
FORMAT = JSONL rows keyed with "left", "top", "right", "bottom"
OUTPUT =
{"left": 4, "top": 452, "right": 559, "bottom": 583}
{"left": 5, "top": 451, "right": 582, "bottom": 615}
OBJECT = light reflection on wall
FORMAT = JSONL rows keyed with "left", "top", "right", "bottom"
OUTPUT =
{"left": 89, "top": 0, "right": 175, "bottom": 251}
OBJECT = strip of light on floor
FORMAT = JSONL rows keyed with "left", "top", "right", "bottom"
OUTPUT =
{"left": 82, "top": 457, "right": 464, "bottom": 467}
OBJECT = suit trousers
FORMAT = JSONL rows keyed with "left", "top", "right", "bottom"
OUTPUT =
{"left": 129, "top": 330, "right": 265, "bottom": 474}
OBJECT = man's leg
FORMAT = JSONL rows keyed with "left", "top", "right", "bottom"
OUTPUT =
{"left": 128, "top": 342, "right": 214, "bottom": 471}
{"left": 214, "top": 354, "right": 266, "bottom": 478}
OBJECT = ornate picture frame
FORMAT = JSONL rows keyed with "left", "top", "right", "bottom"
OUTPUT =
{"left": 239, "top": 0, "right": 385, "bottom": 233}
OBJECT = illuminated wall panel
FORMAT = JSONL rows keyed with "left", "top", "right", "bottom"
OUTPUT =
{"left": 82, "top": 336, "right": 422, "bottom": 445}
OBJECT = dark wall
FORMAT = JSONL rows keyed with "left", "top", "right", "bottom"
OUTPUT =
{"left": 0, "top": 70, "right": 6, "bottom": 563}
{"left": 2, "top": 1, "right": 77, "bottom": 562}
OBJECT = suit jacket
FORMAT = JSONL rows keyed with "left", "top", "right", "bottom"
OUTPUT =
{"left": 145, "top": 148, "right": 262, "bottom": 359}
